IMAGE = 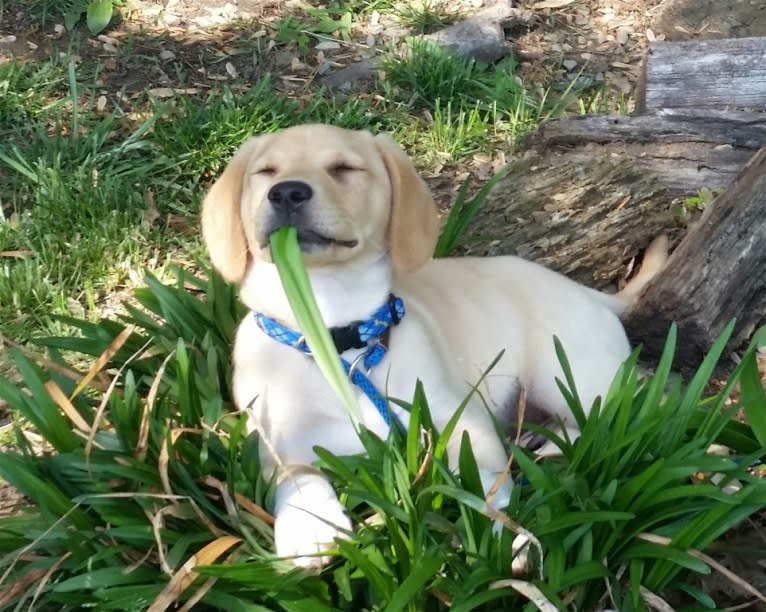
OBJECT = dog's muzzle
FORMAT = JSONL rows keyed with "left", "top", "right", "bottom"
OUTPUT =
{"left": 262, "top": 180, "right": 357, "bottom": 250}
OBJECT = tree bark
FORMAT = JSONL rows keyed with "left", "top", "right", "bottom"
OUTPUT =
{"left": 462, "top": 150, "right": 675, "bottom": 289}
{"left": 463, "top": 109, "right": 766, "bottom": 290}
{"left": 624, "top": 146, "right": 766, "bottom": 366}
{"left": 534, "top": 109, "right": 766, "bottom": 194}
{"left": 636, "top": 37, "right": 766, "bottom": 112}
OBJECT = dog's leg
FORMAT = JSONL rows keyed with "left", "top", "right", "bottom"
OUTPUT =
{"left": 444, "top": 416, "right": 537, "bottom": 574}
{"left": 273, "top": 466, "right": 351, "bottom": 569}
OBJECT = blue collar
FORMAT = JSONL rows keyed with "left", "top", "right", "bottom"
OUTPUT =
{"left": 253, "top": 294, "right": 405, "bottom": 428}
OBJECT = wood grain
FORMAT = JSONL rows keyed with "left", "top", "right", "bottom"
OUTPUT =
{"left": 624, "top": 147, "right": 766, "bottom": 365}
{"left": 637, "top": 37, "right": 766, "bottom": 112}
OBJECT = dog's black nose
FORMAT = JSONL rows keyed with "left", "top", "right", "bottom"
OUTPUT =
{"left": 267, "top": 180, "right": 313, "bottom": 213}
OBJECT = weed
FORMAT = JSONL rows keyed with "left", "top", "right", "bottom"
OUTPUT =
{"left": 670, "top": 187, "right": 724, "bottom": 225}
{"left": 434, "top": 166, "right": 510, "bottom": 257}
{"left": 382, "top": 40, "right": 542, "bottom": 152}
{"left": 25, "top": 0, "right": 121, "bottom": 32}
{"left": 394, "top": 0, "right": 460, "bottom": 34}
{"left": 684, "top": 187, "right": 721, "bottom": 211}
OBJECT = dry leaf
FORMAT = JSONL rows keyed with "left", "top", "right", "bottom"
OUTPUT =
{"left": 0, "top": 249, "right": 34, "bottom": 258}
{"left": 532, "top": 0, "right": 576, "bottom": 9}
{"left": 147, "top": 536, "right": 242, "bottom": 612}
{"left": 639, "top": 533, "right": 766, "bottom": 604}
{"left": 148, "top": 87, "right": 176, "bottom": 98}
{"left": 46, "top": 380, "right": 91, "bottom": 433}
{"left": 136, "top": 351, "right": 175, "bottom": 461}
{"left": 143, "top": 191, "right": 161, "bottom": 227}
{"left": 70, "top": 325, "right": 134, "bottom": 399}
{"left": 96, "top": 95, "right": 107, "bottom": 112}
{"left": 0, "top": 569, "right": 47, "bottom": 608}
{"left": 97, "top": 35, "right": 119, "bottom": 47}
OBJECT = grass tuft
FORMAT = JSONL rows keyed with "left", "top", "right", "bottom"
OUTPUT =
{"left": 0, "top": 263, "right": 764, "bottom": 609}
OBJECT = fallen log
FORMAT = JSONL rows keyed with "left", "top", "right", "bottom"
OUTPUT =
{"left": 462, "top": 150, "right": 673, "bottom": 288}
{"left": 533, "top": 109, "right": 766, "bottom": 194}
{"left": 463, "top": 109, "right": 766, "bottom": 289}
{"left": 637, "top": 36, "right": 766, "bottom": 112}
{"left": 624, "top": 146, "right": 766, "bottom": 365}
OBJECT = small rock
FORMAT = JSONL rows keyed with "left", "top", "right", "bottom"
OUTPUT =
{"left": 160, "top": 49, "right": 176, "bottom": 61}
{"left": 320, "top": 58, "right": 379, "bottom": 90}
{"left": 424, "top": 11, "right": 510, "bottom": 63}
{"left": 562, "top": 59, "right": 577, "bottom": 71}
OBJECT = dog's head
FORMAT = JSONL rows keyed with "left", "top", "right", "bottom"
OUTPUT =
{"left": 201, "top": 124, "right": 440, "bottom": 283}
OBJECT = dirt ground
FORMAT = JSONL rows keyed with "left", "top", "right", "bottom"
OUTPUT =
{"left": 3, "top": 0, "right": 766, "bottom": 117}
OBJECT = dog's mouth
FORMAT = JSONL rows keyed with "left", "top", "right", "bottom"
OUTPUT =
{"left": 261, "top": 227, "right": 358, "bottom": 251}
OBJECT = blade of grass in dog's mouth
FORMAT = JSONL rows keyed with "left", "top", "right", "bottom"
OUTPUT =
{"left": 269, "top": 226, "right": 361, "bottom": 426}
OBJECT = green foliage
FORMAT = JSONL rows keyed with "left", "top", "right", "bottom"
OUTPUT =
{"left": 0, "top": 62, "right": 176, "bottom": 338}
{"left": 382, "top": 40, "right": 545, "bottom": 157}
{"left": 433, "top": 166, "right": 510, "bottom": 257}
{"left": 383, "top": 40, "right": 529, "bottom": 116}
{"left": 394, "top": 0, "right": 460, "bottom": 34}
{"left": 55, "top": 0, "right": 120, "bottom": 33}
{"left": 270, "top": 227, "right": 360, "bottom": 425}
{"left": 670, "top": 187, "right": 724, "bottom": 225}
{"left": 0, "top": 262, "right": 765, "bottom": 609}
{"left": 273, "top": 6, "right": 354, "bottom": 49}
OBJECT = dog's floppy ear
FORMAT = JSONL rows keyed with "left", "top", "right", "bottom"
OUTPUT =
{"left": 201, "top": 137, "right": 261, "bottom": 283}
{"left": 374, "top": 134, "right": 440, "bottom": 272}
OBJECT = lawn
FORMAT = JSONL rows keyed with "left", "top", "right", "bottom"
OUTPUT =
{"left": 1, "top": 1, "right": 765, "bottom": 610}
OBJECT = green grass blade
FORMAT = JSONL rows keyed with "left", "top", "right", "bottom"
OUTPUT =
{"left": 269, "top": 226, "right": 360, "bottom": 426}
{"left": 384, "top": 554, "right": 442, "bottom": 612}
{"left": 739, "top": 326, "right": 766, "bottom": 447}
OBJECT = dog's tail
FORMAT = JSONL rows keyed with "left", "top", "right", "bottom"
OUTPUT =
{"left": 597, "top": 235, "right": 669, "bottom": 316}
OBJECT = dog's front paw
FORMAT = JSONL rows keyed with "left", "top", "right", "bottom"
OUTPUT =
{"left": 273, "top": 470, "right": 352, "bottom": 569}
{"left": 274, "top": 496, "right": 351, "bottom": 569}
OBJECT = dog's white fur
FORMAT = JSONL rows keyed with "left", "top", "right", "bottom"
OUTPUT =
{"left": 201, "top": 124, "right": 667, "bottom": 568}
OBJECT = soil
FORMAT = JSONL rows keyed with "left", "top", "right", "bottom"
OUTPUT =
{"left": 1, "top": 0, "right": 766, "bottom": 605}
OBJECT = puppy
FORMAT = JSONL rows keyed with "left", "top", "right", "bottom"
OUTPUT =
{"left": 201, "top": 124, "right": 667, "bottom": 568}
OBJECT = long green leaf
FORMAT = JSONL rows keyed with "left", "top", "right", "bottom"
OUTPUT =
{"left": 385, "top": 554, "right": 442, "bottom": 612}
{"left": 270, "top": 227, "right": 360, "bottom": 426}
{"left": 739, "top": 326, "right": 766, "bottom": 447}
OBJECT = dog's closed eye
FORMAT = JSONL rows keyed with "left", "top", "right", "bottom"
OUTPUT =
{"left": 327, "top": 162, "right": 364, "bottom": 180}
{"left": 254, "top": 166, "right": 277, "bottom": 177}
